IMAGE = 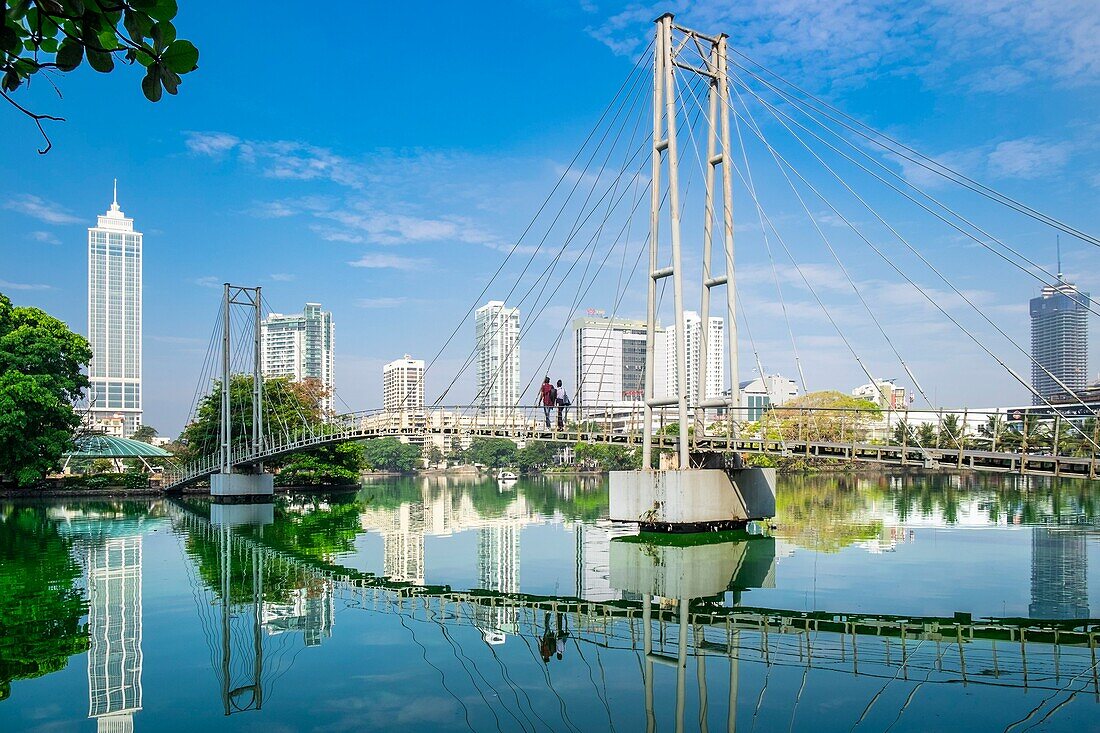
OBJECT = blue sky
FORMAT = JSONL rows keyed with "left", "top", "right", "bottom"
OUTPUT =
{"left": 2, "top": 0, "right": 1098, "bottom": 436}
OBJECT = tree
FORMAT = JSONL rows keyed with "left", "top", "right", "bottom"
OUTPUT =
{"left": 2, "top": 0, "right": 199, "bottom": 153}
{"left": 425, "top": 445, "right": 444, "bottom": 467}
{"left": 938, "top": 413, "right": 964, "bottom": 448}
{"left": 515, "top": 440, "right": 556, "bottom": 472}
{"left": 130, "top": 424, "right": 157, "bottom": 443}
{"left": 277, "top": 442, "right": 363, "bottom": 486}
{"left": 361, "top": 438, "right": 421, "bottom": 473}
{"left": 0, "top": 292, "right": 92, "bottom": 486}
{"left": 573, "top": 442, "right": 640, "bottom": 471}
{"left": 0, "top": 505, "right": 89, "bottom": 700}
{"left": 771, "top": 391, "right": 882, "bottom": 443}
{"left": 466, "top": 438, "right": 518, "bottom": 468}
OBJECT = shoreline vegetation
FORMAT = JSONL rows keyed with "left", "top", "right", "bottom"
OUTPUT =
{"left": 2, "top": 460, "right": 979, "bottom": 499}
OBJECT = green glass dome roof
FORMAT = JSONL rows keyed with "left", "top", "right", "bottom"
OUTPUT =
{"left": 66, "top": 434, "right": 173, "bottom": 458}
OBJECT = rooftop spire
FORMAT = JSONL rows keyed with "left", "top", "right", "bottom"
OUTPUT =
{"left": 1056, "top": 234, "right": 1062, "bottom": 281}
{"left": 110, "top": 178, "right": 120, "bottom": 212}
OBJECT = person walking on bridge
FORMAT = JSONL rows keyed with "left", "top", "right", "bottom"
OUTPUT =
{"left": 538, "top": 377, "right": 556, "bottom": 429}
{"left": 555, "top": 379, "right": 571, "bottom": 430}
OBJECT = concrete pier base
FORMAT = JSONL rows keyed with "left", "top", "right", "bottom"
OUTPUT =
{"left": 609, "top": 468, "right": 776, "bottom": 532}
{"left": 210, "top": 501, "right": 274, "bottom": 527}
{"left": 210, "top": 472, "right": 274, "bottom": 498}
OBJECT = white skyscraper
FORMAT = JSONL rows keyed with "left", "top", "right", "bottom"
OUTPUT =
{"left": 573, "top": 315, "right": 666, "bottom": 409}
{"left": 87, "top": 183, "right": 143, "bottom": 437}
{"left": 383, "top": 354, "right": 425, "bottom": 413}
{"left": 665, "top": 311, "right": 724, "bottom": 407}
{"left": 475, "top": 301, "right": 520, "bottom": 421}
{"left": 87, "top": 535, "right": 143, "bottom": 733}
{"left": 261, "top": 303, "right": 335, "bottom": 415}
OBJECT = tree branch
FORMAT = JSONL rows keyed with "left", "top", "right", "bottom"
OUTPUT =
{"left": 1, "top": 89, "right": 64, "bottom": 154}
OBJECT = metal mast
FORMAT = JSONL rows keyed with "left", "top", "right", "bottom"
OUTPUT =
{"left": 642, "top": 13, "right": 737, "bottom": 470}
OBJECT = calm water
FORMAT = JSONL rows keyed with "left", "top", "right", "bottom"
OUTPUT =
{"left": 2, "top": 473, "right": 1100, "bottom": 732}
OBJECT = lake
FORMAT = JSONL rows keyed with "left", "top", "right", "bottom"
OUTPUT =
{"left": 2, "top": 473, "right": 1098, "bottom": 732}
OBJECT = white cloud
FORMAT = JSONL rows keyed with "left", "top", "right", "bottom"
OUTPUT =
{"left": 184, "top": 131, "right": 241, "bottom": 157}
{"left": 348, "top": 254, "right": 429, "bottom": 270}
{"left": 269, "top": 273, "right": 296, "bottom": 281}
{"left": 356, "top": 297, "right": 410, "bottom": 308}
{"left": 5, "top": 194, "right": 82, "bottom": 224}
{"left": 30, "top": 230, "right": 61, "bottom": 244}
{"left": 0, "top": 279, "right": 51, "bottom": 291}
{"left": 986, "top": 137, "right": 1072, "bottom": 179}
{"left": 193, "top": 275, "right": 222, "bottom": 288}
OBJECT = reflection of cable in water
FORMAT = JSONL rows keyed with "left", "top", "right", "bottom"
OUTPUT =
{"left": 483, "top": 632, "right": 547, "bottom": 733}
{"left": 749, "top": 648, "right": 772, "bottom": 733}
{"left": 517, "top": 617, "right": 584, "bottom": 733}
{"left": 430, "top": 603, "right": 507, "bottom": 733}
{"left": 592, "top": 642, "right": 619, "bottom": 733}
{"left": 393, "top": 597, "right": 477, "bottom": 733}
{"left": 1004, "top": 656, "right": 1100, "bottom": 733}
{"left": 848, "top": 638, "right": 928, "bottom": 732}
{"left": 881, "top": 642, "right": 951, "bottom": 733}
{"left": 571, "top": 634, "right": 616, "bottom": 732}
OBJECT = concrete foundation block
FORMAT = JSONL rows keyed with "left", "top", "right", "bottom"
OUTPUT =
{"left": 609, "top": 468, "right": 775, "bottom": 530}
{"left": 210, "top": 501, "right": 275, "bottom": 527}
{"left": 210, "top": 472, "right": 275, "bottom": 498}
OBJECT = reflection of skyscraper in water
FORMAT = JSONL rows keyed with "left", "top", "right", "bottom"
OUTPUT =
{"left": 88, "top": 536, "right": 142, "bottom": 733}
{"left": 380, "top": 502, "right": 426, "bottom": 585}
{"left": 261, "top": 581, "right": 336, "bottom": 647}
{"left": 575, "top": 521, "right": 636, "bottom": 602}
{"left": 476, "top": 523, "right": 520, "bottom": 644}
{"left": 1030, "top": 527, "right": 1089, "bottom": 619}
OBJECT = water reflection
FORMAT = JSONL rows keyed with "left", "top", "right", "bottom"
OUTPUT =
{"left": 1, "top": 474, "right": 1099, "bottom": 731}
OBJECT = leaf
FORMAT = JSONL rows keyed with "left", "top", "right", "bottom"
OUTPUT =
{"left": 161, "top": 39, "right": 197, "bottom": 73}
{"left": 0, "top": 25, "right": 19, "bottom": 55}
{"left": 151, "top": 21, "right": 175, "bottom": 50}
{"left": 96, "top": 28, "right": 118, "bottom": 51}
{"left": 39, "top": 37, "right": 59, "bottom": 53}
{"left": 2, "top": 69, "right": 21, "bottom": 92}
{"left": 123, "top": 9, "right": 143, "bottom": 41}
{"left": 147, "top": 0, "right": 178, "bottom": 22}
{"left": 55, "top": 39, "right": 83, "bottom": 71}
{"left": 141, "top": 66, "right": 162, "bottom": 101}
{"left": 129, "top": 0, "right": 157, "bottom": 11}
{"left": 86, "top": 47, "right": 114, "bottom": 73}
{"left": 161, "top": 67, "right": 180, "bottom": 95}
{"left": 60, "top": 0, "right": 85, "bottom": 16}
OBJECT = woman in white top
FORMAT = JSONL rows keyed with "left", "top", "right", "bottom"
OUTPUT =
{"left": 555, "top": 379, "right": 570, "bottom": 429}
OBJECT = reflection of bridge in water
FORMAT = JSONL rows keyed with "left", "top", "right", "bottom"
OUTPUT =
{"left": 165, "top": 497, "right": 1100, "bottom": 727}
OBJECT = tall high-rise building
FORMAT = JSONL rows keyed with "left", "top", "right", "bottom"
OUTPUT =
{"left": 1030, "top": 279, "right": 1089, "bottom": 405}
{"left": 572, "top": 315, "right": 666, "bottom": 409}
{"left": 88, "top": 183, "right": 143, "bottom": 437}
{"left": 1029, "top": 527, "right": 1089, "bottom": 619}
{"left": 664, "top": 311, "right": 724, "bottom": 407}
{"left": 87, "top": 535, "right": 143, "bottom": 733}
{"left": 383, "top": 354, "right": 425, "bottom": 413}
{"left": 474, "top": 301, "right": 520, "bottom": 421}
{"left": 475, "top": 523, "right": 520, "bottom": 644}
{"left": 261, "top": 303, "right": 335, "bottom": 415}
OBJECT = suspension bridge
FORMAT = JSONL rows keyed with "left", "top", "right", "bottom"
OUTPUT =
{"left": 165, "top": 14, "right": 1100, "bottom": 512}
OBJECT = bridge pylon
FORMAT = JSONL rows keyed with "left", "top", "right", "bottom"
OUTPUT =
{"left": 610, "top": 13, "right": 775, "bottom": 531}
{"left": 211, "top": 283, "right": 274, "bottom": 498}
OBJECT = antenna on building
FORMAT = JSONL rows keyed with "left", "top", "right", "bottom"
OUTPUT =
{"left": 1056, "top": 234, "right": 1062, "bottom": 281}
{"left": 110, "top": 178, "right": 120, "bottom": 213}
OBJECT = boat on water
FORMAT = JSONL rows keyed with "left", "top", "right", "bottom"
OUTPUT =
{"left": 497, "top": 470, "right": 518, "bottom": 482}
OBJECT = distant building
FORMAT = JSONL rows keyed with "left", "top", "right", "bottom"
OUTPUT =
{"left": 572, "top": 315, "right": 665, "bottom": 410}
{"left": 739, "top": 374, "right": 799, "bottom": 422}
{"left": 474, "top": 301, "right": 520, "bottom": 422}
{"left": 383, "top": 354, "right": 425, "bottom": 413}
{"left": 261, "top": 303, "right": 335, "bottom": 415}
{"left": 665, "top": 311, "right": 724, "bottom": 407}
{"left": 851, "top": 378, "right": 907, "bottom": 409}
{"left": 88, "top": 183, "right": 143, "bottom": 437}
{"left": 1030, "top": 527, "right": 1089, "bottom": 619}
{"left": 1030, "top": 279, "right": 1089, "bottom": 405}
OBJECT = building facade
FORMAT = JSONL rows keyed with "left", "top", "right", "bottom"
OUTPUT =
{"left": 88, "top": 186, "right": 143, "bottom": 437}
{"left": 261, "top": 303, "right": 335, "bottom": 415}
{"left": 739, "top": 374, "right": 799, "bottom": 422}
{"left": 87, "top": 535, "right": 143, "bottom": 733}
{"left": 572, "top": 315, "right": 666, "bottom": 410}
{"left": 1030, "top": 280, "right": 1089, "bottom": 405}
{"left": 383, "top": 354, "right": 425, "bottom": 413}
{"left": 664, "top": 311, "right": 724, "bottom": 407}
{"left": 851, "top": 378, "right": 907, "bottom": 409}
{"left": 474, "top": 301, "right": 520, "bottom": 421}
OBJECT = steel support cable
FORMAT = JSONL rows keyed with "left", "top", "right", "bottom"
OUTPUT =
{"left": 443, "top": 122, "right": 654, "bottom": 412}
{"left": 435, "top": 84, "right": 653, "bottom": 411}
{"left": 727, "top": 76, "right": 1100, "bottom": 439}
{"left": 676, "top": 67, "right": 788, "bottom": 445}
{"left": 565, "top": 88, "right": 710, "bottom": 428}
{"left": 696, "top": 78, "right": 947, "bottom": 456}
{"left": 411, "top": 46, "right": 654, "bottom": 412}
{"left": 190, "top": 302, "right": 227, "bottom": 462}
{"left": 724, "top": 47, "right": 1100, "bottom": 250}
{"left": 726, "top": 67, "right": 1100, "bottom": 316}
{"left": 573, "top": 84, "right": 709, "bottom": 420}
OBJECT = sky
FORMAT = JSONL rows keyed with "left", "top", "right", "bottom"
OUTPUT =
{"left": 2, "top": 0, "right": 1099, "bottom": 436}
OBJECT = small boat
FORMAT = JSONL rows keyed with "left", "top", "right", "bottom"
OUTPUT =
{"left": 497, "top": 470, "right": 518, "bottom": 482}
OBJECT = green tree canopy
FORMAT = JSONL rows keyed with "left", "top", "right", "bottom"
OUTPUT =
{"left": 0, "top": 292, "right": 92, "bottom": 486}
{"left": 130, "top": 424, "right": 157, "bottom": 443}
{"left": 515, "top": 440, "right": 556, "bottom": 472}
{"left": 466, "top": 438, "right": 518, "bottom": 468}
{"left": 770, "top": 391, "right": 882, "bottom": 443}
{"left": 361, "top": 437, "right": 421, "bottom": 473}
{"left": 3, "top": 0, "right": 199, "bottom": 152}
